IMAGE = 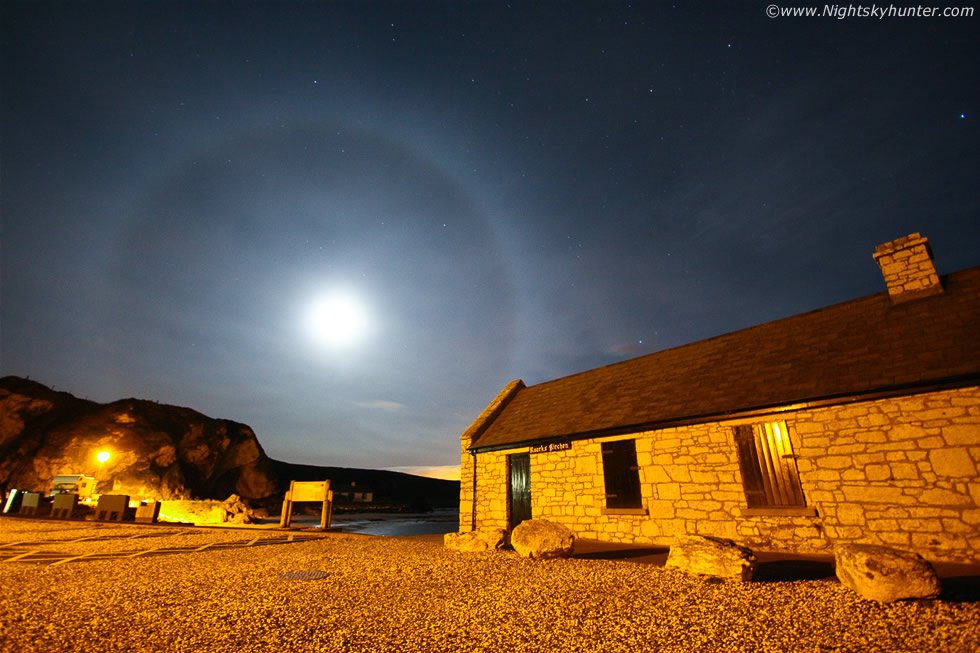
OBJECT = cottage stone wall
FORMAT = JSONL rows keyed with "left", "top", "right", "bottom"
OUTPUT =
{"left": 458, "top": 431, "right": 513, "bottom": 533}
{"left": 472, "top": 452, "right": 511, "bottom": 532}
{"left": 458, "top": 439, "right": 475, "bottom": 532}
{"left": 463, "top": 385, "right": 980, "bottom": 564}
{"left": 793, "top": 385, "right": 979, "bottom": 562}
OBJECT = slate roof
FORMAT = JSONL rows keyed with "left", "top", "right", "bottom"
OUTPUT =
{"left": 469, "top": 266, "right": 980, "bottom": 451}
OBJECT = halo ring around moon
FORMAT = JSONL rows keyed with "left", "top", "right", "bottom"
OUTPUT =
{"left": 103, "top": 119, "right": 517, "bottom": 392}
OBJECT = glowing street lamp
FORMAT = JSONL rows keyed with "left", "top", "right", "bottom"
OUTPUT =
{"left": 95, "top": 450, "right": 111, "bottom": 495}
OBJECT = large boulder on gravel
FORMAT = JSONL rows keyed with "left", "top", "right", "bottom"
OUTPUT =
{"left": 665, "top": 535, "right": 758, "bottom": 581}
{"left": 444, "top": 529, "right": 507, "bottom": 553}
{"left": 510, "top": 519, "right": 575, "bottom": 559}
{"left": 221, "top": 494, "right": 257, "bottom": 524}
{"left": 834, "top": 544, "right": 940, "bottom": 602}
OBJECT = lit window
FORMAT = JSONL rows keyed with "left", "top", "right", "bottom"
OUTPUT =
{"left": 601, "top": 439, "right": 642, "bottom": 509}
{"left": 734, "top": 421, "right": 806, "bottom": 508}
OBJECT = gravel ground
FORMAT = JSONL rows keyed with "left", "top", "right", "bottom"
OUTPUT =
{"left": 1, "top": 520, "right": 979, "bottom": 652}
{"left": 0, "top": 521, "right": 274, "bottom": 556}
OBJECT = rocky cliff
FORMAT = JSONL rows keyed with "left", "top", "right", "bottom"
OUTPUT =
{"left": 0, "top": 376, "right": 278, "bottom": 501}
{"left": 0, "top": 376, "right": 461, "bottom": 509}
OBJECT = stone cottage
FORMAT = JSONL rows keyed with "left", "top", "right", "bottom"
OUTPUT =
{"left": 458, "top": 234, "right": 980, "bottom": 564}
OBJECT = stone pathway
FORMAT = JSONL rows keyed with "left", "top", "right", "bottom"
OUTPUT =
{"left": 0, "top": 531, "right": 322, "bottom": 565}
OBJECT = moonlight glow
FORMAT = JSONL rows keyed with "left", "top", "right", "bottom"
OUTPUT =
{"left": 305, "top": 290, "right": 370, "bottom": 348}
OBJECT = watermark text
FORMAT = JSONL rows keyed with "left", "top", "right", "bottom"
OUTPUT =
{"left": 766, "top": 4, "right": 975, "bottom": 18}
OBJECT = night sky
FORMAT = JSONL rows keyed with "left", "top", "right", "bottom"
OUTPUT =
{"left": 2, "top": 2, "right": 977, "bottom": 475}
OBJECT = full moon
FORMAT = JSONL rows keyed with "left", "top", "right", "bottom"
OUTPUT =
{"left": 305, "top": 290, "right": 370, "bottom": 348}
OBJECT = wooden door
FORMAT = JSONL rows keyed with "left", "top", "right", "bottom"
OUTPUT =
{"left": 508, "top": 453, "right": 531, "bottom": 529}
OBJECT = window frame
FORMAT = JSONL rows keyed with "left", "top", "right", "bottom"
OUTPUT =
{"left": 600, "top": 438, "right": 644, "bottom": 511}
{"left": 734, "top": 421, "right": 808, "bottom": 511}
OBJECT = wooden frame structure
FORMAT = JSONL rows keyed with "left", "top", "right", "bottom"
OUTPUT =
{"left": 279, "top": 480, "right": 333, "bottom": 529}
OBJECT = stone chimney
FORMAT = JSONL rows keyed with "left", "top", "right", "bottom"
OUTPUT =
{"left": 872, "top": 233, "right": 943, "bottom": 304}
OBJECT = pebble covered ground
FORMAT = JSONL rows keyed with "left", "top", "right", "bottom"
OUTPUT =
{"left": 1, "top": 519, "right": 979, "bottom": 652}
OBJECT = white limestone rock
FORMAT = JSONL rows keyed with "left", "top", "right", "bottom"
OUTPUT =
{"left": 665, "top": 535, "right": 758, "bottom": 581}
{"left": 221, "top": 494, "right": 256, "bottom": 524}
{"left": 834, "top": 543, "right": 941, "bottom": 602}
{"left": 444, "top": 529, "right": 506, "bottom": 553}
{"left": 510, "top": 519, "right": 575, "bottom": 559}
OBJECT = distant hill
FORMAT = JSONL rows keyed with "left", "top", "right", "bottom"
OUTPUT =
{"left": 269, "top": 460, "right": 458, "bottom": 511}
{"left": 0, "top": 376, "right": 459, "bottom": 510}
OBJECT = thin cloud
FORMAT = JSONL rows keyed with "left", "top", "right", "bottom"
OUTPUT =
{"left": 353, "top": 399, "right": 406, "bottom": 412}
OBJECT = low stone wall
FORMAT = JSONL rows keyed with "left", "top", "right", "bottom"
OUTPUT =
{"left": 158, "top": 500, "right": 227, "bottom": 524}
{"left": 464, "top": 385, "right": 980, "bottom": 563}
{"left": 158, "top": 495, "right": 255, "bottom": 525}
